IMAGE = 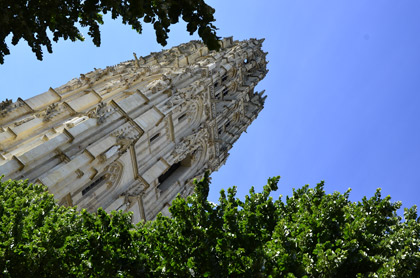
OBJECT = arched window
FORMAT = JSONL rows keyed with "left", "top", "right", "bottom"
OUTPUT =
{"left": 82, "top": 175, "right": 107, "bottom": 195}
{"left": 178, "top": 113, "right": 187, "bottom": 122}
{"left": 222, "top": 74, "right": 228, "bottom": 82}
{"left": 157, "top": 154, "right": 193, "bottom": 192}
{"left": 81, "top": 161, "right": 123, "bottom": 196}
{"left": 150, "top": 133, "right": 160, "bottom": 143}
{"left": 158, "top": 162, "right": 181, "bottom": 185}
{"left": 222, "top": 87, "right": 229, "bottom": 97}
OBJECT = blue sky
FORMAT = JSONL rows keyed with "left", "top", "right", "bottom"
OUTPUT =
{"left": 1, "top": 1, "right": 419, "bottom": 210}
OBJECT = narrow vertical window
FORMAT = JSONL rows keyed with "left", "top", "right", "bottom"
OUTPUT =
{"left": 82, "top": 175, "right": 107, "bottom": 196}
{"left": 150, "top": 133, "right": 160, "bottom": 143}
{"left": 223, "top": 88, "right": 229, "bottom": 96}
{"left": 158, "top": 162, "right": 181, "bottom": 186}
{"left": 178, "top": 113, "right": 187, "bottom": 122}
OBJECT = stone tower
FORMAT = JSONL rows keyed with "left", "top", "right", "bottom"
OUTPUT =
{"left": 0, "top": 37, "right": 267, "bottom": 221}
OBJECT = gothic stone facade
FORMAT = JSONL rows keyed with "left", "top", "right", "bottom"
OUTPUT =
{"left": 0, "top": 37, "right": 267, "bottom": 222}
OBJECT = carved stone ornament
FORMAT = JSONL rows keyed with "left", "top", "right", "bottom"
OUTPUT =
{"left": 172, "top": 142, "right": 189, "bottom": 162}
{"left": 111, "top": 126, "right": 140, "bottom": 141}
{"left": 62, "top": 78, "right": 83, "bottom": 92}
{"left": 98, "top": 146, "right": 120, "bottom": 163}
{"left": 164, "top": 94, "right": 184, "bottom": 108}
{"left": 56, "top": 149, "right": 70, "bottom": 163}
{"left": 43, "top": 103, "right": 59, "bottom": 122}
{"left": 0, "top": 99, "right": 24, "bottom": 117}
{"left": 116, "top": 137, "right": 132, "bottom": 154}
{"left": 88, "top": 161, "right": 124, "bottom": 192}
{"left": 123, "top": 180, "right": 146, "bottom": 197}
{"left": 171, "top": 125, "right": 209, "bottom": 161}
{"left": 98, "top": 126, "right": 141, "bottom": 161}
{"left": 180, "top": 183, "right": 195, "bottom": 198}
{"left": 147, "top": 78, "right": 170, "bottom": 94}
{"left": 87, "top": 102, "right": 113, "bottom": 124}
{"left": 209, "top": 158, "right": 220, "bottom": 171}
{"left": 91, "top": 66, "right": 113, "bottom": 81}
{"left": 188, "top": 100, "right": 199, "bottom": 117}
{"left": 191, "top": 147, "right": 203, "bottom": 163}
{"left": 14, "top": 116, "right": 34, "bottom": 127}
{"left": 0, "top": 98, "right": 13, "bottom": 110}
{"left": 105, "top": 161, "right": 124, "bottom": 189}
{"left": 204, "top": 104, "right": 212, "bottom": 119}
{"left": 170, "top": 69, "right": 191, "bottom": 85}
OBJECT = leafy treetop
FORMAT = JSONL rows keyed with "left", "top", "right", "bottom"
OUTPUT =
{"left": 0, "top": 0, "right": 220, "bottom": 64}
{"left": 0, "top": 173, "right": 419, "bottom": 277}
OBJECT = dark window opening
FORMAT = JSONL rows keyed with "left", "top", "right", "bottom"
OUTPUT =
{"left": 222, "top": 74, "right": 228, "bottom": 82}
{"left": 215, "top": 92, "right": 220, "bottom": 99}
{"left": 223, "top": 88, "right": 229, "bottom": 96}
{"left": 218, "top": 127, "right": 223, "bottom": 135}
{"left": 214, "top": 82, "right": 219, "bottom": 88}
{"left": 158, "top": 162, "right": 181, "bottom": 186}
{"left": 178, "top": 113, "right": 187, "bottom": 122}
{"left": 82, "top": 175, "right": 106, "bottom": 196}
{"left": 225, "top": 121, "right": 231, "bottom": 129}
{"left": 150, "top": 133, "right": 160, "bottom": 143}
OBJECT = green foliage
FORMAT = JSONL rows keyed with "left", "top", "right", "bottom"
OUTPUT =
{"left": 1, "top": 174, "right": 419, "bottom": 277}
{"left": 0, "top": 177, "right": 147, "bottom": 277}
{"left": 0, "top": 0, "right": 220, "bottom": 64}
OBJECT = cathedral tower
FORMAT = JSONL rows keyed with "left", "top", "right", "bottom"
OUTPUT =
{"left": 0, "top": 37, "right": 268, "bottom": 221}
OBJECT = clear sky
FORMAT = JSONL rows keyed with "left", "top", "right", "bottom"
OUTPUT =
{"left": 1, "top": 1, "right": 419, "bottom": 211}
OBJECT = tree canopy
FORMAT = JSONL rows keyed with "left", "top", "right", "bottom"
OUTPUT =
{"left": 0, "top": 0, "right": 220, "bottom": 64}
{"left": 1, "top": 174, "right": 419, "bottom": 277}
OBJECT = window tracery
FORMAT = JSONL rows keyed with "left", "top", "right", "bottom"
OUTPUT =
{"left": 81, "top": 161, "right": 123, "bottom": 196}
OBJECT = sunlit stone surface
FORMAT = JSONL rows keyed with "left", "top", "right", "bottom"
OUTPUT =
{"left": 0, "top": 37, "right": 267, "bottom": 222}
